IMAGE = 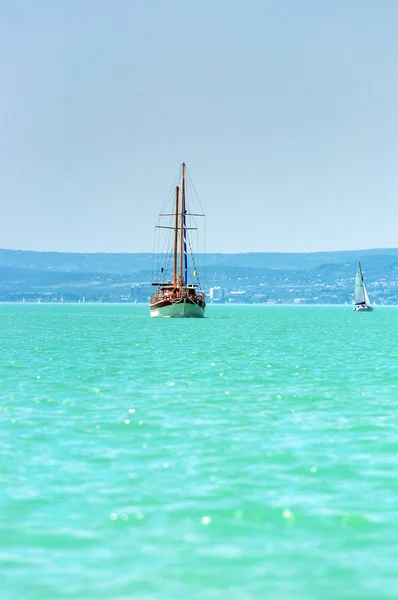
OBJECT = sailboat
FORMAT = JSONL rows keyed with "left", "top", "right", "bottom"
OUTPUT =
{"left": 150, "top": 163, "right": 206, "bottom": 318}
{"left": 353, "top": 262, "right": 373, "bottom": 311}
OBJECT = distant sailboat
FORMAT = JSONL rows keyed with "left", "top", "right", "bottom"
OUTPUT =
{"left": 150, "top": 163, "right": 206, "bottom": 318}
{"left": 354, "top": 262, "right": 373, "bottom": 311}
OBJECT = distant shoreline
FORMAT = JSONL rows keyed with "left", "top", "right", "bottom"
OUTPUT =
{"left": 2, "top": 247, "right": 398, "bottom": 305}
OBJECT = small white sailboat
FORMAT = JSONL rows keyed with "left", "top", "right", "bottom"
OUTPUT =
{"left": 354, "top": 262, "right": 373, "bottom": 311}
{"left": 150, "top": 163, "right": 206, "bottom": 318}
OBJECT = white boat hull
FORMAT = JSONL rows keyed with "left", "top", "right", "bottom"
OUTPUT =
{"left": 150, "top": 298, "right": 205, "bottom": 318}
{"left": 354, "top": 305, "right": 373, "bottom": 312}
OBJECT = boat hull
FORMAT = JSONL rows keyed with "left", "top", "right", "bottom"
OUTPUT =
{"left": 150, "top": 298, "right": 206, "bottom": 318}
{"left": 354, "top": 305, "right": 373, "bottom": 311}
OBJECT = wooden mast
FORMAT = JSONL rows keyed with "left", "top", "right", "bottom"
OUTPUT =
{"left": 173, "top": 186, "right": 179, "bottom": 287}
{"left": 179, "top": 163, "right": 186, "bottom": 287}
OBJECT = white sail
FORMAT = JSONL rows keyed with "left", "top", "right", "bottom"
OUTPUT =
{"left": 354, "top": 261, "right": 373, "bottom": 310}
{"left": 363, "top": 280, "right": 371, "bottom": 306}
{"left": 354, "top": 264, "right": 366, "bottom": 304}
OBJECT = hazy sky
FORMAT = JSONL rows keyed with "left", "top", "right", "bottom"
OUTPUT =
{"left": 1, "top": 0, "right": 397, "bottom": 253}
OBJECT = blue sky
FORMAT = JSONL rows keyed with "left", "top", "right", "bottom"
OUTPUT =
{"left": 1, "top": 0, "right": 397, "bottom": 253}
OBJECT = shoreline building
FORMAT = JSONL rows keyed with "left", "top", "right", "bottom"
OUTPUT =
{"left": 209, "top": 286, "right": 225, "bottom": 303}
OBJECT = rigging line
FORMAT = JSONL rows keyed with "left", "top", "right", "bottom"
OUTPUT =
{"left": 188, "top": 208, "right": 205, "bottom": 292}
{"left": 158, "top": 231, "right": 170, "bottom": 273}
{"left": 157, "top": 168, "right": 181, "bottom": 217}
{"left": 155, "top": 225, "right": 167, "bottom": 281}
{"left": 185, "top": 167, "right": 205, "bottom": 216}
{"left": 187, "top": 237, "right": 203, "bottom": 292}
{"left": 163, "top": 223, "right": 175, "bottom": 282}
{"left": 185, "top": 166, "right": 206, "bottom": 292}
{"left": 158, "top": 198, "right": 175, "bottom": 260}
{"left": 194, "top": 227, "right": 202, "bottom": 293}
{"left": 203, "top": 216, "right": 206, "bottom": 294}
{"left": 154, "top": 185, "right": 177, "bottom": 282}
{"left": 184, "top": 188, "right": 201, "bottom": 244}
{"left": 161, "top": 249, "right": 173, "bottom": 284}
{"left": 152, "top": 225, "right": 157, "bottom": 280}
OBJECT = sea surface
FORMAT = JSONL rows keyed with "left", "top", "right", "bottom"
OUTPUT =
{"left": 1, "top": 304, "right": 398, "bottom": 600}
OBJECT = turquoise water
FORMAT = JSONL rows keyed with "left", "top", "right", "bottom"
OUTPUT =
{"left": 1, "top": 304, "right": 398, "bottom": 600}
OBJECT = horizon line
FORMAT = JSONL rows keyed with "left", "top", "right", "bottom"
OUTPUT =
{"left": 1, "top": 247, "right": 398, "bottom": 256}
